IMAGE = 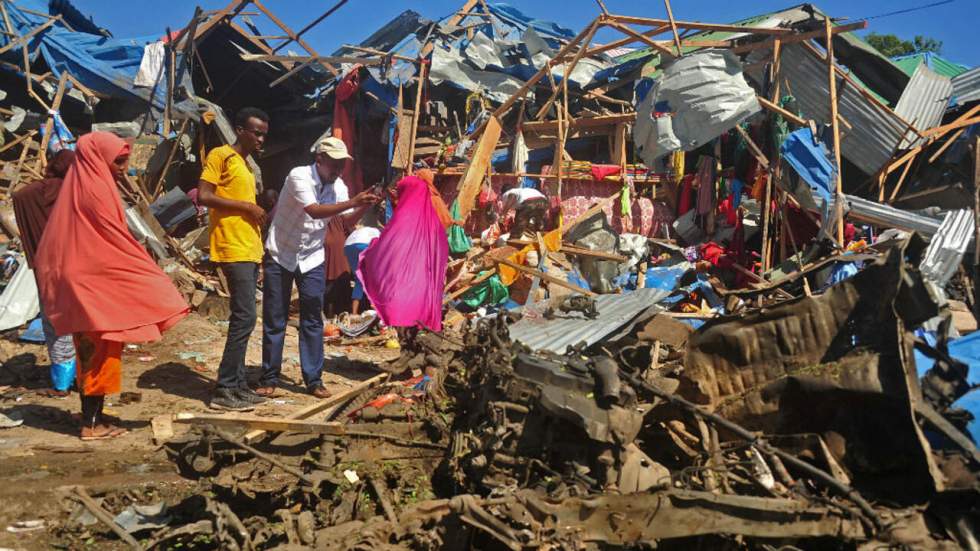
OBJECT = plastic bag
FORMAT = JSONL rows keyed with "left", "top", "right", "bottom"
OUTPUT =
{"left": 447, "top": 199, "right": 471, "bottom": 254}
{"left": 50, "top": 359, "right": 75, "bottom": 392}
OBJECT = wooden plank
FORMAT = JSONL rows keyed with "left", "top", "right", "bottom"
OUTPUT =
{"left": 175, "top": 412, "right": 346, "bottom": 435}
{"left": 243, "top": 373, "right": 389, "bottom": 443}
{"left": 608, "top": 14, "right": 792, "bottom": 36}
{"left": 825, "top": 17, "right": 844, "bottom": 246}
{"left": 456, "top": 115, "right": 502, "bottom": 221}
{"left": 730, "top": 21, "right": 867, "bottom": 55}
{"left": 586, "top": 24, "right": 671, "bottom": 57}
{"left": 252, "top": 0, "right": 338, "bottom": 75}
{"left": 928, "top": 127, "right": 967, "bottom": 164}
{"left": 757, "top": 96, "right": 805, "bottom": 126}
{"left": 662, "top": 0, "right": 683, "bottom": 56}
{"left": 734, "top": 125, "right": 769, "bottom": 170}
{"left": 406, "top": 62, "right": 428, "bottom": 175}
{"left": 523, "top": 113, "right": 636, "bottom": 135}
{"left": 0, "top": 14, "right": 59, "bottom": 56}
{"left": 421, "top": 0, "right": 479, "bottom": 57}
{"left": 35, "top": 71, "right": 67, "bottom": 170}
{"left": 390, "top": 84, "right": 412, "bottom": 170}
{"left": 496, "top": 257, "right": 596, "bottom": 296}
{"left": 604, "top": 20, "right": 674, "bottom": 57}
{"left": 444, "top": 269, "right": 496, "bottom": 305}
{"left": 888, "top": 154, "right": 917, "bottom": 203}
{"left": 239, "top": 53, "right": 380, "bottom": 65}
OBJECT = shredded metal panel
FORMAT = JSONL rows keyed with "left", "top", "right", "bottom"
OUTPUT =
{"left": 952, "top": 67, "right": 980, "bottom": 106}
{"left": 508, "top": 288, "right": 670, "bottom": 353}
{"left": 919, "top": 209, "right": 974, "bottom": 287}
{"left": 779, "top": 44, "right": 908, "bottom": 176}
{"left": 894, "top": 64, "right": 953, "bottom": 148}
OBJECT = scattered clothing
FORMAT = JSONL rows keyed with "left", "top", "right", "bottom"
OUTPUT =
{"left": 34, "top": 132, "right": 188, "bottom": 342}
{"left": 73, "top": 332, "right": 122, "bottom": 396}
{"left": 201, "top": 144, "right": 262, "bottom": 264}
{"left": 501, "top": 187, "right": 546, "bottom": 212}
{"left": 333, "top": 67, "right": 364, "bottom": 195}
{"left": 358, "top": 176, "right": 449, "bottom": 331}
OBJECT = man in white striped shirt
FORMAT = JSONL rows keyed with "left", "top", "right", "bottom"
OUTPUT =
{"left": 256, "top": 137, "right": 378, "bottom": 398}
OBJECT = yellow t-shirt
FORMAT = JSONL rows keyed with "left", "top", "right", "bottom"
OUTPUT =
{"left": 200, "top": 145, "right": 263, "bottom": 263}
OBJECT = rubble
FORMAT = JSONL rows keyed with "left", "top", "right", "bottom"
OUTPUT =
{"left": 0, "top": 0, "right": 978, "bottom": 549}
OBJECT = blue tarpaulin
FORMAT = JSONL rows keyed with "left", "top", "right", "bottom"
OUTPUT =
{"left": 781, "top": 127, "right": 835, "bottom": 203}
{"left": 0, "top": 0, "right": 182, "bottom": 113}
{"left": 914, "top": 329, "right": 980, "bottom": 444}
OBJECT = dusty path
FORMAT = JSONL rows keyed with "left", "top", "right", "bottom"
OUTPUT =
{"left": 0, "top": 312, "right": 396, "bottom": 549}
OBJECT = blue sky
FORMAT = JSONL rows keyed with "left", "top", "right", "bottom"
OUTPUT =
{"left": 75, "top": 0, "right": 979, "bottom": 67}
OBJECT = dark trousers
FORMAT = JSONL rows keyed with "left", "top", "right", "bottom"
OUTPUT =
{"left": 260, "top": 258, "right": 326, "bottom": 390}
{"left": 216, "top": 262, "right": 259, "bottom": 390}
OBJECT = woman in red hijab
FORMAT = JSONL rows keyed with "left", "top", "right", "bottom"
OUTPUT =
{"left": 34, "top": 132, "right": 189, "bottom": 440}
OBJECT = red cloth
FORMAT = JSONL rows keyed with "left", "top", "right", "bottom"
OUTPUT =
{"left": 34, "top": 132, "right": 189, "bottom": 342}
{"left": 590, "top": 164, "right": 621, "bottom": 181}
{"left": 676, "top": 174, "right": 694, "bottom": 215}
{"left": 333, "top": 67, "right": 364, "bottom": 195}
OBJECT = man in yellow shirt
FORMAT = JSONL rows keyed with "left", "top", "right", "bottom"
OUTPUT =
{"left": 197, "top": 107, "right": 269, "bottom": 411}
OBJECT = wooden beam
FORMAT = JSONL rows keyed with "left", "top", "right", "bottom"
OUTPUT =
{"left": 239, "top": 53, "right": 381, "bottom": 65}
{"left": 888, "top": 154, "right": 917, "bottom": 203}
{"left": 422, "top": 0, "right": 479, "bottom": 57}
{"left": 586, "top": 24, "right": 671, "bottom": 57}
{"left": 444, "top": 269, "right": 496, "bottom": 304}
{"left": 662, "top": 0, "right": 683, "bottom": 56}
{"left": 270, "top": 0, "right": 349, "bottom": 53}
{"left": 0, "top": 14, "right": 60, "bottom": 56}
{"left": 523, "top": 113, "right": 636, "bottom": 135}
{"left": 756, "top": 96, "right": 806, "bottom": 127}
{"left": 562, "top": 189, "right": 623, "bottom": 236}
{"left": 243, "top": 373, "right": 389, "bottom": 443}
{"left": 824, "top": 17, "right": 844, "bottom": 246}
{"left": 175, "top": 412, "right": 346, "bottom": 435}
{"left": 406, "top": 62, "right": 428, "bottom": 174}
{"left": 730, "top": 21, "right": 867, "bottom": 55}
{"left": 604, "top": 20, "right": 674, "bottom": 57}
{"left": 252, "top": 0, "right": 338, "bottom": 75}
{"left": 734, "top": 125, "right": 769, "bottom": 170}
{"left": 535, "top": 20, "right": 599, "bottom": 121}
{"left": 35, "top": 71, "right": 67, "bottom": 170}
{"left": 457, "top": 115, "right": 502, "bottom": 221}
{"left": 607, "top": 14, "right": 792, "bottom": 36}
{"left": 341, "top": 44, "right": 416, "bottom": 63}
{"left": 496, "top": 257, "right": 596, "bottom": 296}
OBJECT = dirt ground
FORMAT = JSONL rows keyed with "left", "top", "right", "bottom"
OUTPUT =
{"left": 0, "top": 311, "right": 398, "bottom": 550}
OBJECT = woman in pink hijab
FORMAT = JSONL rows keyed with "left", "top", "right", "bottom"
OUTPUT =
{"left": 357, "top": 175, "right": 448, "bottom": 331}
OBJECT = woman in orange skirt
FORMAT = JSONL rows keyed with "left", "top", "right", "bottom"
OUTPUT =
{"left": 34, "top": 132, "right": 189, "bottom": 440}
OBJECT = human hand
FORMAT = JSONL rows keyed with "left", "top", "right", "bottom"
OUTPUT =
{"left": 244, "top": 203, "right": 267, "bottom": 226}
{"left": 352, "top": 190, "right": 381, "bottom": 206}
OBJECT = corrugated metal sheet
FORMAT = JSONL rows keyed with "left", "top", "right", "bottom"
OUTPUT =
{"left": 841, "top": 194, "right": 943, "bottom": 237}
{"left": 894, "top": 64, "right": 953, "bottom": 148}
{"left": 952, "top": 67, "right": 980, "bottom": 106}
{"left": 507, "top": 288, "right": 670, "bottom": 353}
{"left": 779, "top": 44, "right": 909, "bottom": 176}
{"left": 920, "top": 209, "right": 975, "bottom": 287}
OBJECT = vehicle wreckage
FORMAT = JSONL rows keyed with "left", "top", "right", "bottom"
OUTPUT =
{"left": 127, "top": 233, "right": 978, "bottom": 550}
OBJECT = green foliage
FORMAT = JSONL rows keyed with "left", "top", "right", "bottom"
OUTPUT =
{"left": 866, "top": 32, "right": 942, "bottom": 57}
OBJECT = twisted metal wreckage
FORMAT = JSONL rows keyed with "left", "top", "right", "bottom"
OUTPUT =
{"left": 151, "top": 235, "right": 977, "bottom": 550}
{"left": 0, "top": 0, "right": 979, "bottom": 548}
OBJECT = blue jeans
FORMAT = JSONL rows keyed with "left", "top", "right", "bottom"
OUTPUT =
{"left": 260, "top": 257, "right": 326, "bottom": 390}
{"left": 344, "top": 243, "right": 369, "bottom": 300}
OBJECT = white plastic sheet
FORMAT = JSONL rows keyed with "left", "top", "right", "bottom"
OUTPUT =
{"left": 0, "top": 256, "right": 39, "bottom": 332}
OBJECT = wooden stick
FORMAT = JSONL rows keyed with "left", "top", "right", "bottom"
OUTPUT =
{"left": 594, "top": 0, "right": 610, "bottom": 15}
{"left": 734, "top": 125, "right": 769, "bottom": 170}
{"left": 252, "top": 0, "right": 338, "bottom": 75}
{"left": 163, "top": 30, "right": 174, "bottom": 136}
{"left": 0, "top": 14, "right": 59, "bottom": 56}
{"left": 35, "top": 71, "right": 67, "bottom": 171}
{"left": 824, "top": 17, "right": 844, "bottom": 246}
{"left": 585, "top": 24, "right": 671, "bottom": 57}
{"left": 756, "top": 96, "right": 805, "bottom": 127}
{"left": 406, "top": 61, "right": 427, "bottom": 175}
{"left": 888, "top": 154, "right": 917, "bottom": 203}
{"left": 496, "top": 257, "right": 596, "bottom": 296}
{"left": 604, "top": 20, "right": 675, "bottom": 57}
{"left": 71, "top": 487, "right": 141, "bottom": 549}
{"left": 175, "top": 412, "right": 346, "bottom": 435}
{"left": 0, "top": 130, "right": 37, "bottom": 155}
{"left": 928, "top": 127, "right": 967, "bottom": 164}
{"left": 243, "top": 373, "right": 389, "bottom": 443}
{"left": 151, "top": 118, "right": 190, "bottom": 198}
{"left": 444, "top": 269, "right": 496, "bottom": 304}
{"left": 973, "top": 136, "right": 980, "bottom": 321}
{"left": 729, "top": 21, "right": 867, "bottom": 55}
{"left": 662, "top": 0, "right": 683, "bottom": 56}
{"left": 561, "top": 189, "right": 623, "bottom": 236}
{"left": 607, "top": 14, "right": 792, "bottom": 36}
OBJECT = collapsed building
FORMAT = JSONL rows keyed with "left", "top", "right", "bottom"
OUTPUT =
{"left": 0, "top": 0, "right": 979, "bottom": 549}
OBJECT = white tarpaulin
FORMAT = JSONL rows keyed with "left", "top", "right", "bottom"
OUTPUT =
{"left": 134, "top": 41, "right": 165, "bottom": 88}
{"left": 0, "top": 256, "right": 39, "bottom": 332}
{"left": 634, "top": 49, "right": 760, "bottom": 167}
